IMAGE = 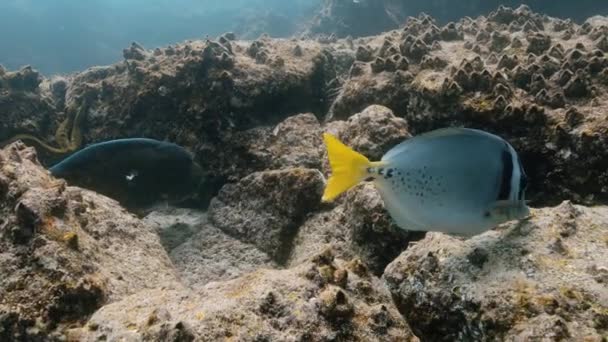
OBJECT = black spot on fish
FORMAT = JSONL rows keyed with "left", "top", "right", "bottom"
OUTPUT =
{"left": 378, "top": 168, "right": 385, "bottom": 175}
{"left": 386, "top": 168, "right": 394, "bottom": 178}
{"left": 498, "top": 144, "right": 513, "bottom": 201}
{"left": 517, "top": 154, "right": 527, "bottom": 200}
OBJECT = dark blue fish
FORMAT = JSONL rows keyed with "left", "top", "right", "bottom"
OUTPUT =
{"left": 50, "top": 138, "right": 203, "bottom": 208}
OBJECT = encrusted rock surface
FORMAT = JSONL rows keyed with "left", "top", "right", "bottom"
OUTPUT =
{"left": 0, "top": 66, "right": 60, "bottom": 161}
{"left": 1, "top": 5, "right": 608, "bottom": 341}
{"left": 5, "top": 6, "right": 608, "bottom": 205}
{"left": 384, "top": 201, "right": 608, "bottom": 341}
{"left": 289, "top": 183, "right": 424, "bottom": 276}
{"left": 144, "top": 207, "right": 277, "bottom": 291}
{"left": 0, "top": 143, "right": 178, "bottom": 340}
{"left": 70, "top": 250, "right": 418, "bottom": 341}
{"left": 326, "top": 5, "right": 608, "bottom": 205}
{"left": 208, "top": 168, "right": 325, "bottom": 263}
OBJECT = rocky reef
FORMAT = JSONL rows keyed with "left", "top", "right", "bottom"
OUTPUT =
{"left": 305, "top": 0, "right": 608, "bottom": 38}
{"left": 384, "top": 202, "right": 608, "bottom": 341}
{"left": 1, "top": 5, "right": 608, "bottom": 341}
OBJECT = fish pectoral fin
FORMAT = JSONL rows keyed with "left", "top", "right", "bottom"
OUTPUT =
{"left": 488, "top": 200, "right": 525, "bottom": 218}
{"left": 491, "top": 200, "right": 520, "bottom": 208}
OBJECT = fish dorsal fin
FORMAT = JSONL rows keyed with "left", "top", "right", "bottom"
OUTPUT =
{"left": 382, "top": 127, "right": 492, "bottom": 161}
{"left": 416, "top": 127, "right": 492, "bottom": 140}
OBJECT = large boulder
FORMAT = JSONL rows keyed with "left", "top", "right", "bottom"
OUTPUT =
{"left": 0, "top": 142, "right": 178, "bottom": 340}
{"left": 208, "top": 168, "right": 325, "bottom": 263}
{"left": 384, "top": 201, "right": 608, "bottom": 341}
{"left": 69, "top": 249, "right": 418, "bottom": 341}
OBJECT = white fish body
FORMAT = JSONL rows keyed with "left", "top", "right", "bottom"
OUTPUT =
{"left": 371, "top": 128, "right": 528, "bottom": 235}
{"left": 322, "top": 128, "right": 530, "bottom": 236}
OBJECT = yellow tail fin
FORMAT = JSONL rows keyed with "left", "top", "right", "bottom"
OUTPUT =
{"left": 323, "top": 133, "right": 374, "bottom": 202}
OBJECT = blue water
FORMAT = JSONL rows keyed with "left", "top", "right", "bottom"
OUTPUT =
{"left": 0, "top": 0, "right": 319, "bottom": 75}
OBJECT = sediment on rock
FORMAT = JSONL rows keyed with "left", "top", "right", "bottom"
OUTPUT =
{"left": 69, "top": 249, "right": 418, "bottom": 341}
{"left": 384, "top": 202, "right": 608, "bottom": 341}
{"left": 0, "top": 142, "right": 178, "bottom": 340}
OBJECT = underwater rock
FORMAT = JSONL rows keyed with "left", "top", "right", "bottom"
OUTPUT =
{"left": 200, "top": 113, "right": 325, "bottom": 191}
{"left": 342, "top": 183, "right": 424, "bottom": 275}
{"left": 0, "top": 142, "right": 177, "bottom": 340}
{"left": 32, "top": 37, "right": 337, "bottom": 204}
{"left": 490, "top": 31, "right": 511, "bottom": 52}
{"left": 317, "top": 7, "right": 608, "bottom": 206}
{"left": 440, "top": 22, "right": 463, "bottom": 41}
{"left": 4, "top": 66, "right": 42, "bottom": 92}
{"left": 333, "top": 105, "right": 411, "bottom": 161}
{"left": 123, "top": 42, "right": 148, "bottom": 61}
{"left": 526, "top": 33, "right": 552, "bottom": 55}
{"left": 0, "top": 68, "right": 56, "bottom": 152}
{"left": 289, "top": 106, "right": 416, "bottom": 274}
{"left": 208, "top": 168, "right": 324, "bottom": 263}
{"left": 289, "top": 182, "right": 422, "bottom": 277}
{"left": 5, "top": 5, "right": 608, "bottom": 341}
{"left": 384, "top": 202, "right": 608, "bottom": 341}
{"left": 144, "top": 207, "right": 277, "bottom": 290}
{"left": 70, "top": 252, "right": 417, "bottom": 341}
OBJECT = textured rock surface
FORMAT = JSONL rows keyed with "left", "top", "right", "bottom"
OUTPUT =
{"left": 1, "top": 39, "right": 341, "bottom": 203}
{"left": 0, "top": 67, "right": 60, "bottom": 161}
{"left": 327, "top": 105, "right": 411, "bottom": 161}
{"left": 2, "top": 5, "right": 608, "bottom": 341}
{"left": 209, "top": 168, "right": 325, "bottom": 263}
{"left": 144, "top": 207, "right": 276, "bottom": 290}
{"left": 202, "top": 112, "right": 324, "bottom": 184}
{"left": 384, "top": 201, "right": 608, "bottom": 341}
{"left": 0, "top": 143, "right": 177, "bottom": 340}
{"left": 323, "top": 5, "right": 608, "bottom": 206}
{"left": 70, "top": 249, "right": 418, "bottom": 342}
{"left": 289, "top": 183, "right": 424, "bottom": 276}
{"left": 305, "top": 1, "right": 608, "bottom": 38}
{"left": 143, "top": 207, "right": 206, "bottom": 251}
{"left": 163, "top": 211, "right": 277, "bottom": 290}
{"left": 4, "top": 7, "right": 608, "bottom": 205}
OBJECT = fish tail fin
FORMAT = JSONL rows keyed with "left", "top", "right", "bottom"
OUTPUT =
{"left": 322, "top": 133, "right": 377, "bottom": 202}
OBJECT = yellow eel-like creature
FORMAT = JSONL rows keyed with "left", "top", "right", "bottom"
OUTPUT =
{"left": 1, "top": 109, "right": 83, "bottom": 154}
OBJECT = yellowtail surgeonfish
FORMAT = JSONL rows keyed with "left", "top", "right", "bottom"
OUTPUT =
{"left": 323, "top": 128, "right": 530, "bottom": 236}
